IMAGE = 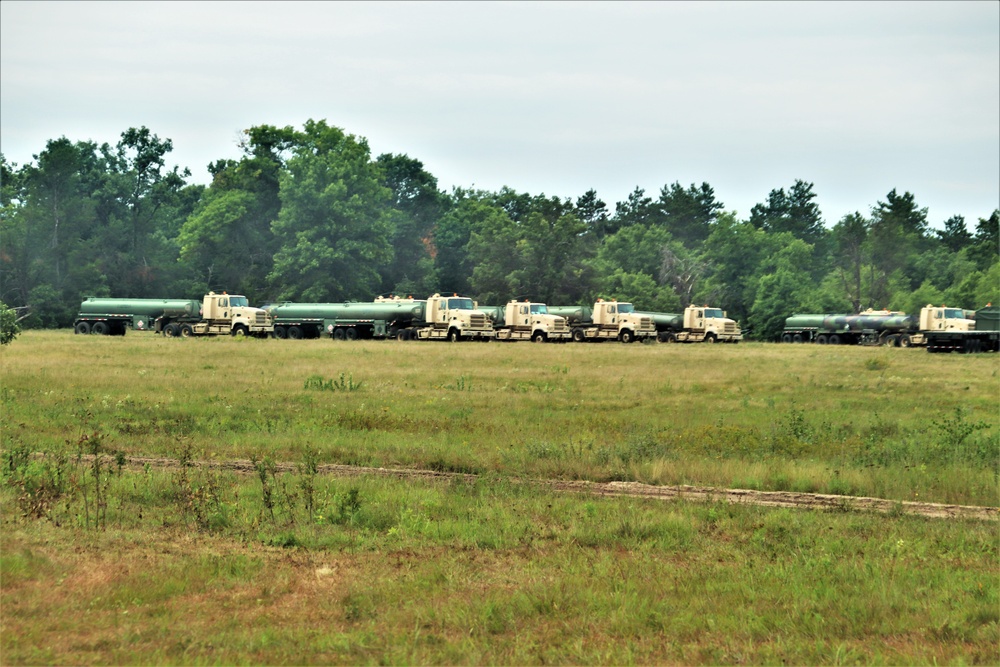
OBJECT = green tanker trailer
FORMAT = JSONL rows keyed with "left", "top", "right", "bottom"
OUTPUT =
{"left": 265, "top": 294, "right": 494, "bottom": 341}
{"left": 73, "top": 292, "right": 273, "bottom": 337}
{"left": 782, "top": 306, "right": 974, "bottom": 346}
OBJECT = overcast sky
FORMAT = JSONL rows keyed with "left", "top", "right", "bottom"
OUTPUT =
{"left": 2, "top": 1, "right": 998, "bottom": 230}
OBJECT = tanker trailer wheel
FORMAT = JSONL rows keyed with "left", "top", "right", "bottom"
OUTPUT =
{"left": 792, "top": 333, "right": 803, "bottom": 344}
{"left": 619, "top": 330, "right": 635, "bottom": 344}
{"left": 91, "top": 321, "right": 110, "bottom": 335}
{"left": 75, "top": 322, "right": 91, "bottom": 335}
{"left": 331, "top": 328, "right": 346, "bottom": 341}
{"left": 828, "top": 334, "right": 841, "bottom": 345}
{"left": 816, "top": 335, "right": 827, "bottom": 345}
{"left": 180, "top": 324, "right": 194, "bottom": 338}
{"left": 273, "top": 326, "right": 287, "bottom": 339}
{"left": 288, "top": 326, "right": 304, "bottom": 340}
{"left": 898, "top": 334, "right": 912, "bottom": 348}
{"left": 163, "top": 323, "right": 179, "bottom": 337}
{"left": 231, "top": 324, "right": 248, "bottom": 337}
{"left": 447, "top": 328, "right": 461, "bottom": 342}
{"left": 780, "top": 333, "right": 792, "bottom": 343}
{"left": 345, "top": 328, "right": 358, "bottom": 341}
{"left": 571, "top": 329, "right": 586, "bottom": 343}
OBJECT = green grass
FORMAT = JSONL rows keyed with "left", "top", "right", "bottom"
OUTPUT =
{"left": 2, "top": 331, "right": 997, "bottom": 505}
{"left": 1, "top": 331, "right": 999, "bottom": 664}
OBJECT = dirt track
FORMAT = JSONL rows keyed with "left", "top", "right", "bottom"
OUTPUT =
{"left": 86, "top": 454, "right": 999, "bottom": 522}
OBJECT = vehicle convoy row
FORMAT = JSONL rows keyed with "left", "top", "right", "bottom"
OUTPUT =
{"left": 72, "top": 292, "right": 992, "bottom": 353}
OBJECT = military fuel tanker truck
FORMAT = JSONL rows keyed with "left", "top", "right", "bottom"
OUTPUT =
{"left": 781, "top": 306, "right": 974, "bottom": 347}
{"left": 264, "top": 294, "right": 494, "bottom": 341}
{"left": 73, "top": 292, "right": 274, "bottom": 337}
{"left": 925, "top": 305, "right": 999, "bottom": 353}
{"left": 477, "top": 300, "right": 571, "bottom": 342}
{"left": 547, "top": 300, "right": 656, "bottom": 343}
{"left": 636, "top": 306, "right": 743, "bottom": 343}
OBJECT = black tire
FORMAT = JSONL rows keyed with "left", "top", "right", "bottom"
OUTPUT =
{"left": 180, "top": 324, "right": 194, "bottom": 338}
{"left": 571, "top": 329, "right": 586, "bottom": 343}
{"left": 531, "top": 331, "right": 546, "bottom": 343}
{"left": 286, "top": 326, "right": 303, "bottom": 340}
{"left": 780, "top": 333, "right": 792, "bottom": 343}
{"left": 332, "top": 328, "right": 346, "bottom": 341}
{"left": 828, "top": 334, "right": 841, "bottom": 345}
{"left": 91, "top": 321, "right": 110, "bottom": 335}
{"left": 792, "top": 333, "right": 803, "bottom": 344}
{"left": 620, "top": 330, "right": 634, "bottom": 344}
{"left": 447, "top": 329, "right": 461, "bottom": 342}
{"left": 705, "top": 333, "right": 717, "bottom": 344}
{"left": 345, "top": 328, "right": 358, "bottom": 341}
{"left": 274, "top": 326, "right": 287, "bottom": 339}
{"left": 164, "top": 323, "right": 179, "bottom": 338}
{"left": 396, "top": 329, "right": 410, "bottom": 341}
{"left": 232, "top": 325, "right": 248, "bottom": 337}
{"left": 899, "top": 334, "right": 912, "bottom": 348}
{"left": 816, "top": 335, "right": 827, "bottom": 345}
{"left": 74, "top": 321, "right": 91, "bottom": 335}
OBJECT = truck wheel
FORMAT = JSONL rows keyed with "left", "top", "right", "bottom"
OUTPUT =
{"left": 816, "top": 335, "right": 827, "bottom": 345}
{"left": 331, "top": 328, "right": 345, "bottom": 341}
{"left": 572, "top": 329, "right": 586, "bottom": 343}
{"left": 792, "top": 333, "right": 803, "bottom": 344}
{"left": 531, "top": 331, "right": 546, "bottom": 343}
{"left": 447, "top": 329, "right": 461, "bottom": 342}
{"left": 164, "top": 323, "right": 179, "bottom": 337}
{"left": 345, "top": 328, "right": 358, "bottom": 341}
{"left": 274, "top": 326, "right": 287, "bottom": 339}
{"left": 180, "top": 324, "right": 194, "bottom": 338}
{"left": 620, "top": 330, "right": 635, "bottom": 344}
{"left": 899, "top": 334, "right": 912, "bottom": 348}
{"left": 286, "top": 326, "right": 303, "bottom": 340}
{"left": 75, "top": 322, "right": 91, "bottom": 335}
{"left": 828, "top": 334, "right": 841, "bottom": 345}
{"left": 705, "top": 333, "right": 717, "bottom": 344}
{"left": 395, "top": 329, "right": 410, "bottom": 341}
{"left": 91, "top": 321, "right": 110, "bottom": 335}
{"left": 231, "top": 325, "right": 248, "bottom": 337}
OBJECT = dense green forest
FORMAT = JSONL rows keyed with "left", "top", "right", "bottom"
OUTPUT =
{"left": 1, "top": 120, "right": 997, "bottom": 340}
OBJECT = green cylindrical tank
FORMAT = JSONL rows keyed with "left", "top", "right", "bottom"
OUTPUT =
{"left": 784, "top": 314, "right": 830, "bottom": 330}
{"left": 78, "top": 298, "right": 201, "bottom": 318}
{"left": 636, "top": 311, "right": 684, "bottom": 330}
{"left": 265, "top": 301, "right": 426, "bottom": 323}
{"left": 547, "top": 306, "right": 593, "bottom": 324}
{"left": 822, "top": 313, "right": 917, "bottom": 332}
{"left": 477, "top": 306, "right": 505, "bottom": 327}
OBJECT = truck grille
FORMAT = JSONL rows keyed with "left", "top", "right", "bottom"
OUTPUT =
{"left": 255, "top": 313, "right": 269, "bottom": 325}
{"left": 724, "top": 322, "right": 738, "bottom": 334}
{"left": 469, "top": 313, "right": 487, "bottom": 328}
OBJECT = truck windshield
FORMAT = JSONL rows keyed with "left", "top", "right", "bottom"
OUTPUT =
{"left": 530, "top": 304, "right": 548, "bottom": 314}
{"left": 704, "top": 309, "right": 724, "bottom": 318}
{"left": 617, "top": 303, "right": 634, "bottom": 313}
{"left": 943, "top": 308, "right": 964, "bottom": 319}
{"left": 229, "top": 296, "right": 249, "bottom": 307}
{"left": 447, "top": 298, "right": 474, "bottom": 310}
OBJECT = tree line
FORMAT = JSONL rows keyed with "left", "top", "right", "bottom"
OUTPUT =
{"left": 1, "top": 119, "right": 997, "bottom": 340}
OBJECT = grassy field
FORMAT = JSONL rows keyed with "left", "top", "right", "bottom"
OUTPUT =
{"left": 2, "top": 331, "right": 998, "bottom": 664}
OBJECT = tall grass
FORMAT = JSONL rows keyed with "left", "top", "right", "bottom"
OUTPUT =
{"left": 2, "top": 331, "right": 998, "bottom": 505}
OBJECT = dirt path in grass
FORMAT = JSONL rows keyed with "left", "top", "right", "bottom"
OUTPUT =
{"left": 78, "top": 454, "right": 999, "bottom": 521}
